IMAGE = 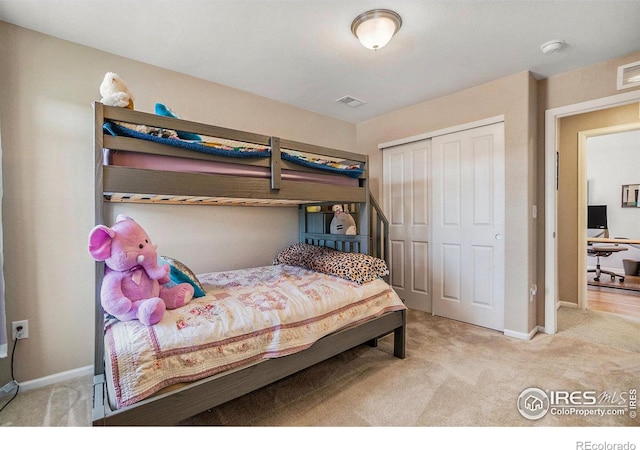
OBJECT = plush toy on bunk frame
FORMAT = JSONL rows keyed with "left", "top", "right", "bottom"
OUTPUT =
{"left": 330, "top": 204, "right": 356, "bottom": 235}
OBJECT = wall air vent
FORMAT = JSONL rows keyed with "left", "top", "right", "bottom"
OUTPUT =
{"left": 336, "top": 95, "right": 367, "bottom": 108}
{"left": 617, "top": 60, "right": 640, "bottom": 90}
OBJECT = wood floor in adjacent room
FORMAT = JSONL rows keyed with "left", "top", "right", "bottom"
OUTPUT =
{"left": 587, "top": 273, "right": 640, "bottom": 318}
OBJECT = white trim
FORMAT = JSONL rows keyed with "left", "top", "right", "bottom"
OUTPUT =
{"left": 558, "top": 300, "right": 578, "bottom": 310}
{"left": 504, "top": 327, "right": 537, "bottom": 340}
{"left": 378, "top": 115, "right": 505, "bottom": 149}
{"left": 577, "top": 130, "right": 588, "bottom": 310}
{"left": 544, "top": 89, "right": 640, "bottom": 335}
{"left": 15, "top": 365, "right": 92, "bottom": 392}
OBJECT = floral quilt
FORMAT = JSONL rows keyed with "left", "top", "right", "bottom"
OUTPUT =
{"left": 104, "top": 264, "right": 405, "bottom": 408}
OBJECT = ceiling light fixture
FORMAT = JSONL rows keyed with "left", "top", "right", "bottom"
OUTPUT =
{"left": 351, "top": 9, "right": 402, "bottom": 50}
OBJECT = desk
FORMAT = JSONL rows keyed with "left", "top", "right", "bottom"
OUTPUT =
{"left": 587, "top": 237, "right": 640, "bottom": 245}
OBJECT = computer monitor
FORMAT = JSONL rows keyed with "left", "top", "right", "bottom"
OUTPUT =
{"left": 587, "top": 205, "right": 608, "bottom": 230}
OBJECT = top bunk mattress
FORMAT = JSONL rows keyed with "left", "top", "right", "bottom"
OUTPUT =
{"left": 103, "top": 149, "right": 358, "bottom": 187}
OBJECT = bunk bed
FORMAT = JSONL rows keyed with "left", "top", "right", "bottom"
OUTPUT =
{"left": 92, "top": 102, "right": 406, "bottom": 426}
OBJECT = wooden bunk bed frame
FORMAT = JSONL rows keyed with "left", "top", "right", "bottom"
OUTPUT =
{"left": 92, "top": 102, "right": 405, "bottom": 426}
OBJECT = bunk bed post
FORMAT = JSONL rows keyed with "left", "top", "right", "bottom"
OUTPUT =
{"left": 359, "top": 201, "right": 369, "bottom": 255}
{"left": 93, "top": 102, "right": 107, "bottom": 424}
{"left": 269, "top": 136, "right": 281, "bottom": 190}
{"left": 93, "top": 102, "right": 105, "bottom": 374}
{"left": 359, "top": 159, "right": 370, "bottom": 255}
{"left": 394, "top": 309, "right": 406, "bottom": 359}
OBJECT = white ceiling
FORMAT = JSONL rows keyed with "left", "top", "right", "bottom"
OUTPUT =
{"left": 1, "top": 0, "right": 639, "bottom": 123}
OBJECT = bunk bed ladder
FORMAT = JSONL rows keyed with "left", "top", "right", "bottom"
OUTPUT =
{"left": 369, "top": 193, "right": 391, "bottom": 283}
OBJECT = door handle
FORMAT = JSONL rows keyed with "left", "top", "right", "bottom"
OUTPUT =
{"left": 495, "top": 234, "right": 503, "bottom": 240}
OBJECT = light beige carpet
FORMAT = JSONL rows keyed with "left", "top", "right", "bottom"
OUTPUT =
{"left": 557, "top": 307, "right": 640, "bottom": 353}
{"left": 179, "top": 308, "right": 640, "bottom": 426}
{"left": 1, "top": 307, "right": 638, "bottom": 427}
{"left": 0, "top": 375, "right": 92, "bottom": 426}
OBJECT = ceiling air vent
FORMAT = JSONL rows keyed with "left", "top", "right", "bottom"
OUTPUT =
{"left": 336, "top": 95, "right": 367, "bottom": 108}
{"left": 617, "top": 60, "right": 640, "bottom": 90}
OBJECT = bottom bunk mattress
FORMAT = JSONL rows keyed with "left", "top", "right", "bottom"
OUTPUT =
{"left": 103, "top": 263, "right": 406, "bottom": 410}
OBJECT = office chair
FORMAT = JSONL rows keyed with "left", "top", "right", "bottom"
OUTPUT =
{"left": 587, "top": 245, "right": 627, "bottom": 282}
{"left": 586, "top": 204, "right": 627, "bottom": 282}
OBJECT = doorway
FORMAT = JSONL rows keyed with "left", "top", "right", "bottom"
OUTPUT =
{"left": 582, "top": 126, "right": 640, "bottom": 319}
{"left": 580, "top": 125, "right": 640, "bottom": 312}
{"left": 544, "top": 91, "right": 640, "bottom": 334}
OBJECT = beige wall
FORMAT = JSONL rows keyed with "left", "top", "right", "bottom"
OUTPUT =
{"left": 557, "top": 104, "right": 640, "bottom": 304}
{"left": 0, "top": 22, "right": 356, "bottom": 384}
{"left": 357, "top": 71, "right": 538, "bottom": 336}
{"left": 537, "top": 51, "right": 640, "bottom": 323}
{"left": 541, "top": 53, "right": 640, "bottom": 111}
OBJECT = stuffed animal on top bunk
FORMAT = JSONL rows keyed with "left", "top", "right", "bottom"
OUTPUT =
{"left": 329, "top": 204, "right": 357, "bottom": 235}
{"left": 99, "top": 72, "right": 134, "bottom": 109}
{"left": 87, "top": 215, "right": 194, "bottom": 326}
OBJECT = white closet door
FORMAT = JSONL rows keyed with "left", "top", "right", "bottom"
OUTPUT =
{"left": 383, "top": 140, "right": 431, "bottom": 312}
{"left": 431, "top": 123, "right": 505, "bottom": 331}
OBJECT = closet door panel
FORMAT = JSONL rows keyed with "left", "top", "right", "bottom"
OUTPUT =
{"left": 441, "top": 141, "right": 462, "bottom": 227}
{"left": 383, "top": 140, "right": 431, "bottom": 312}
{"left": 432, "top": 122, "right": 505, "bottom": 331}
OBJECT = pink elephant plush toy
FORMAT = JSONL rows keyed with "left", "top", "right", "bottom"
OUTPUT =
{"left": 88, "top": 214, "right": 194, "bottom": 326}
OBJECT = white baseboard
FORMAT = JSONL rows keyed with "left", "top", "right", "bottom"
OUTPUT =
{"left": 535, "top": 325, "right": 547, "bottom": 335}
{"left": 558, "top": 301, "right": 578, "bottom": 310}
{"left": 539, "top": 302, "right": 579, "bottom": 335}
{"left": 17, "top": 365, "right": 92, "bottom": 392}
{"left": 503, "top": 327, "right": 537, "bottom": 340}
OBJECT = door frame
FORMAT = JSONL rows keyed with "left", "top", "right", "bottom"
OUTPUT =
{"left": 379, "top": 116, "right": 505, "bottom": 150}
{"left": 544, "top": 91, "right": 640, "bottom": 334}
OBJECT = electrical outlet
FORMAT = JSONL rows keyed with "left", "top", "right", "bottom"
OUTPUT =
{"left": 12, "top": 320, "right": 28, "bottom": 340}
{"left": 0, "top": 380, "right": 19, "bottom": 398}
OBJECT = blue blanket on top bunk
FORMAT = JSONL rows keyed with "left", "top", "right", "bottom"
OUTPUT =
{"left": 103, "top": 121, "right": 364, "bottom": 179}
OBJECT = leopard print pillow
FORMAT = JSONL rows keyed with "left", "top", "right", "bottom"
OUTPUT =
{"left": 272, "top": 242, "right": 321, "bottom": 266}
{"left": 273, "top": 243, "right": 388, "bottom": 284}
